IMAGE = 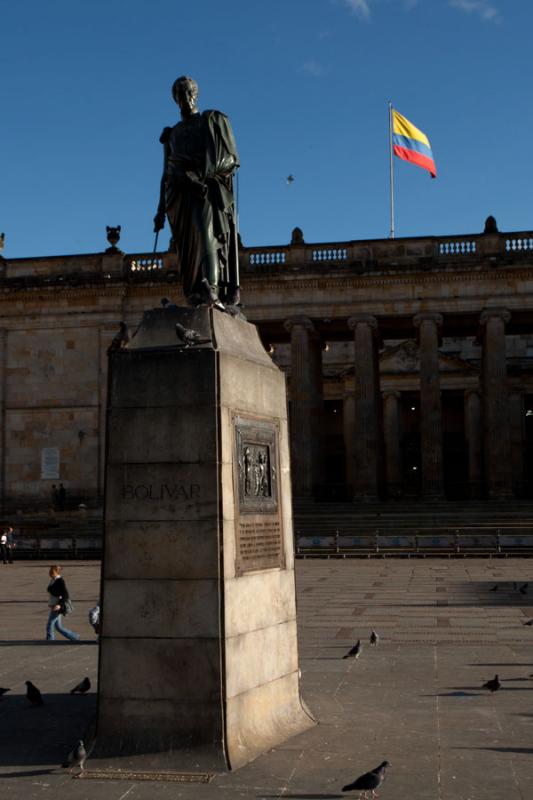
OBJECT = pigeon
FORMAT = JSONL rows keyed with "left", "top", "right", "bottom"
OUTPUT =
{"left": 200, "top": 277, "right": 225, "bottom": 311}
{"left": 175, "top": 323, "right": 211, "bottom": 348}
{"left": 520, "top": 583, "right": 529, "bottom": 595}
{"left": 25, "top": 681, "right": 43, "bottom": 706}
{"left": 0, "top": 687, "right": 10, "bottom": 697}
{"left": 343, "top": 640, "right": 362, "bottom": 659}
{"left": 482, "top": 674, "right": 501, "bottom": 693}
{"left": 342, "top": 760, "right": 391, "bottom": 796}
{"left": 107, "top": 321, "right": 130, "bottom": 354}
{"left": 489, "top": 584, "right": 499, "bottom": 591}
{"left": 523, "top": 619, "right": 533, "bottom": 626}
{"left": 286, "top": 174, "right": 295, "bottom": 184}
{"left": 62, "top": 739, "right": 86, "bottom": 773}
{"left": 70, "top": 677, "right": 91, "bottom": 695}
{"left": 370, "top": 630, "right": 379, "bottom": 647}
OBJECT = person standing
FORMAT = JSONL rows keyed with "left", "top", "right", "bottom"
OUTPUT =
{"left": 57, "top": 484, "right": 66, "bottom": 512}
{"left": 4, "top": 527, "right": 15, "bottom": 563}
{"left": 46, "top": 565, "right": 79, "bottom": 641}
{"left": 0, "top": 529, "right": 10, "bottom": 564}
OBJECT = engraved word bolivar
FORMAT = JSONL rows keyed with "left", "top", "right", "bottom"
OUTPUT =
{"left": 121, "top": 484, "right": 201, "bottom": 500}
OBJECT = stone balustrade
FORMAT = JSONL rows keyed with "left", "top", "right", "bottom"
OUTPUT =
{"left": 2, "top": 229, "right": 533, "bottom": 284}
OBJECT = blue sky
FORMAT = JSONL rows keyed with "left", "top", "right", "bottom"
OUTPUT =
{"left": 0, "top": 0, "right": 529, "bottom": 258}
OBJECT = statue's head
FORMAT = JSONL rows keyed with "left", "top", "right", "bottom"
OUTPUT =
{"left": 172, "top": 76, "right": 199, "bottom": 117}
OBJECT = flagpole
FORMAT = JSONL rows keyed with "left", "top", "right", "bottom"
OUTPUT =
{"left": 389, "top": 101, "right": 395, "bottom": 239}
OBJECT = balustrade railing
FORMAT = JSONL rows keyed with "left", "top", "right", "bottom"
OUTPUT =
{"left": 5, "top": 229, "right": 533, "bottom": 284}
{"left": 438, "top": 239, "right": 477, "bottom": 256}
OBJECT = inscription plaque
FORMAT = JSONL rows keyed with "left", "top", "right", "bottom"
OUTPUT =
{"left": 233, "top": 416, "right": 284, "bottom": 576}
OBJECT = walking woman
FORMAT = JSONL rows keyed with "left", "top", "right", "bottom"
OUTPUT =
{"left": 46, "top": 565, "right": 79, "bottom": 641}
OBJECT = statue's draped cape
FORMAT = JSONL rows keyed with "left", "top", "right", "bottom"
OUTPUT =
{"left": 162, "top": 110, "right": 239, "bottom": 301}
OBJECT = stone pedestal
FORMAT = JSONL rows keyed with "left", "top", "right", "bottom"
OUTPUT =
{"left": 94, "top": 307, "right": 314, "bottom": 773}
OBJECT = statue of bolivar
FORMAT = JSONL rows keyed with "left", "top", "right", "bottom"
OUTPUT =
{"left": 154, "top": 76, "right": 240, "bottom": 310}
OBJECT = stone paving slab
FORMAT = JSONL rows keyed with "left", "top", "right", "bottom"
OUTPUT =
{"left": 1, "top": 558, "right": 533, "bottom": 799}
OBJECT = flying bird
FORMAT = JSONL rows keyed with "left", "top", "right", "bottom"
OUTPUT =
{"left": 0, "top": 687, "right": 10, "bottom": 697}
{"left": 70, "top": 677, "right": 91, "bottom": 695}
{"left": 482, "top": 674, "right": 501, "bottom": 693}
{"left": 343, "top": 640, "right": 362, "bottom": 659}
{"left": 342, "top": 760, "right": 391, "bottom": 796}
{"left": 175, "top": 323, "right": 211, "bottom": 348}
{"left": 370, "top": 630, "right": 379, "bottom": 647}
{"left": 520, "top": 583, "right": 529, "bottom": 595}
{"left": 25, "top": 681, "right": 43, "bottom": 706}
{"left": 62, "top": 740, "right": 86, "bottom": 773}
{"left": 523, "top": 619, "right": 533, "bottom": 626}
{"left": 489, "top": 584, "right": 499, "bottom": 592}
{"left": 286, "top": 174, "right": 295, "bottom": 184}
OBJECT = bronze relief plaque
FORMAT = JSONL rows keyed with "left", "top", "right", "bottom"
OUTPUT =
{"left": 233, "top": 415, "right": 284, "bottom": 576}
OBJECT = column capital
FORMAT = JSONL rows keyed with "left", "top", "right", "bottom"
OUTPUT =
{"left": 413, "top": 312, "right": 443, "bottom": 328}
{"left": 283, "top": 316, "right": 316, "bottom": 334}
{"left": 347, "top": 314, "right": 378, "bottom": 331}
{"left": 382, "top": 390, "right": 401, "bottom": 401}
{"left": 479, "top": 307, "right": 511, "bottom": 326}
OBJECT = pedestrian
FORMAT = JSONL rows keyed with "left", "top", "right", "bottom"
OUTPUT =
{"left": 0, "top": 529, "right": 11, "bottom": 564}
{"left": 46, "top": 565, "right": 79, "bottom": 642}
{"left": 58, "top": 483, "right": 66, "bottom": 512}
{"left": 51, "top": 484, "right": 58, "bottom": 510}
{"left": 4, "top": 526, "right": 15, "bottom": 563}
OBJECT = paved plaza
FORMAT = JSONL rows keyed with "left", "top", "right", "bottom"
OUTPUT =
{"left": 1, "top": 558, "right": 533, "bottom": 799}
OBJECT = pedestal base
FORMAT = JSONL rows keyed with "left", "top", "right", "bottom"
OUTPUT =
{"left": 95, "top": 307, "right": 314, "bottom": 771}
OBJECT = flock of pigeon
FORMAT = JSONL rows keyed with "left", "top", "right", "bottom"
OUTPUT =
{"left": 337, "top": 602, "right": 528, "bottom": 798}
{"left": 0, "top": 677, "right": 90, "bottom": 774}
{"left": 339, "top": 632, "right": 392, "bottom": 794}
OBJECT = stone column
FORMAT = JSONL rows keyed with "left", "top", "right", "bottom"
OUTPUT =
{"left": 348, "top": 314, "right": 382, "bottom": 501}
{"left": 413, "top": 313, "right": 444, "bottom": 499}
{"left": 284, "top": 317, "right": 323, "bottom": 498}
{"left": 343, "top": 377, "right": 356, "bottom": 492}
{"left": 0, "top": 329, "right": 6, "bottom": 513}
{"left": 480, "top": 308, "right": 512, "bottom": 499}
{"left": 464, "top": 388, "right": 482, "bottom": 499}
{"left": 509, "top": 390, "right": 524, "bottom": 496}
{"left": 383, "top": 391, "right": 402, "bottom": 498}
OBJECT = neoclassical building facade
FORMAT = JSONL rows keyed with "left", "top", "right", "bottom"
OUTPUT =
{"left": 1, "top": 219, "right": 532, "bottom": 511}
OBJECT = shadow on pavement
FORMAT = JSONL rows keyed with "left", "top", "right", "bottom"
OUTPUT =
{"left": 0, "top": 640, "right": 97, "bottom": 646}
{"left": 0, "top": 768, "right": 55, "bottom": 778}
{"left": 468, "top": 663, "right": 533, "bottom": 667}
{"left": 259, "top": 795, "right": 344, "bottom": 799}
{"left": 0, "top": 693, "right": 96, "bottom": 770}
{"left": 456, "top": 747, "right": 533, "bottom": 755}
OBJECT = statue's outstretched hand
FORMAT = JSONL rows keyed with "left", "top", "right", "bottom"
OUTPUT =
{"left": 153, "top": 211, "right": 165, "bottom": 233}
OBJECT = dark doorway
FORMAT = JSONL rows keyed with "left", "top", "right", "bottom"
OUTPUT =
{"left": 319, "top": 399, "right": 346, "bottom": 500}
{"left": 400, "top": 393, "right": 421, "bottom": 496}
{"left": 524, "top": 394, "right": 533, "bottom": 497}
{"left": 443, "top": 391, "right": 468, "bottom": 499}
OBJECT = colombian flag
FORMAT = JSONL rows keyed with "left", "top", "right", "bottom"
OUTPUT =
{"left": 392, "top": 109, "right": 436, "bottom": 178}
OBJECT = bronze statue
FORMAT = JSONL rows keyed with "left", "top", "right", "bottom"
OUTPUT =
{"left": 154, "top": 76, "right": 240, "bottom": 309}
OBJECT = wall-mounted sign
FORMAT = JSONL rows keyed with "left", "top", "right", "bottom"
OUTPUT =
{"left": 41, "top": 448, "right": 60, "bottom": 480}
